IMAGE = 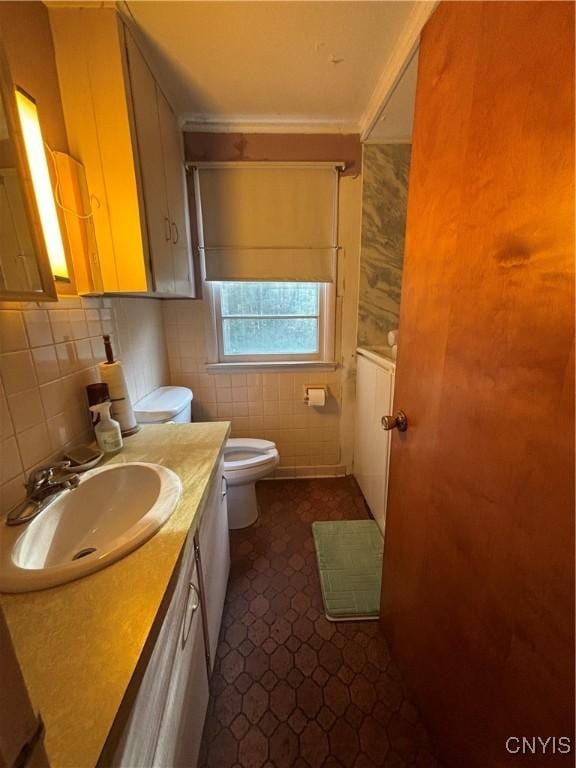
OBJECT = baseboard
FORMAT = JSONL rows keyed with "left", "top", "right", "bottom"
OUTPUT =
{"left": 266, "top": 465, "right": 348, "bottom": 480}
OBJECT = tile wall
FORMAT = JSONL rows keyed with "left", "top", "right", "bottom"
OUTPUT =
{"left": 163, "top": 300, "right": 345, "bottom": 478}
{"left": 0, "top": 296, "right": 167, "bottom": 515}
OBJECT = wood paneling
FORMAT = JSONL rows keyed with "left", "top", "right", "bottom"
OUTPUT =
{"left": 184, "top": 132, "right": 362, "bottom": 176}
{"left": 381, "top": 2, "right": 575, "bottom": 766}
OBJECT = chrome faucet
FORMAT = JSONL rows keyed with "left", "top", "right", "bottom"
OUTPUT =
{"left": 5, "top": 461, "right": 80, "bottom": 526}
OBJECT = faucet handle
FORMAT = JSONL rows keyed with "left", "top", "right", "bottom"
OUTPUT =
{"left": 62, "top": 474, "right": 80, "bottom": 490}
{"left": 46, "top": 461, "right": 76, "bottom": 486}
{"left": 27, "top": 461, "right": 73, "bottom": 493}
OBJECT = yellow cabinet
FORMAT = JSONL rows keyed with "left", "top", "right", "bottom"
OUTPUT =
{"left": 49, "top": 7, "right": 195, "bottom": 297}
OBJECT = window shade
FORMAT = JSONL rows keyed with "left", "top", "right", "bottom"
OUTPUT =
{"left": 194, "top": 163, "right": 339, "bottom": 282}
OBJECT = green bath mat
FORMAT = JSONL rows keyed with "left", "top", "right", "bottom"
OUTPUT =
{"left": 312, "top": 520, "right": 384, "bottom": 621}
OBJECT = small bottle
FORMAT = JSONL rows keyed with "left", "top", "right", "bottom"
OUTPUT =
{"left": 89, "top": 402, "right": 123, "bottom": 454}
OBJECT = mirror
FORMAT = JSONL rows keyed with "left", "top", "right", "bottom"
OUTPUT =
{"left": 0, "top": 41, "right": 56, "bottom": 301}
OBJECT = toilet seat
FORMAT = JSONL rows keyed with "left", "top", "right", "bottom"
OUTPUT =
{"left": 224, "top": 438, "right": 278, "bottom": 473}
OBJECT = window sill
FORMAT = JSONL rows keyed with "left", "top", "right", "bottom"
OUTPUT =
{"left": 205, "top": 361, "right": 339, "bottom": 373}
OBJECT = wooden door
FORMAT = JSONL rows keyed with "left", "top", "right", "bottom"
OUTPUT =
{"left": 124, "top": 31, "right": 174, "bottom": 294}
{"left": 381, "top": 3, "right": 574, "bottom": 767}
{"left": 157, "top": 88, "right": 195, "bottom": 296}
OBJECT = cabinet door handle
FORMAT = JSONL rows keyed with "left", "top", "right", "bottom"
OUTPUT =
{"left": 181, "top": 582, "right": 200, "bottom": 647}
{"left": 164, "top": 217, "right": 171, "bottom": 242}
{"left": 171, "top": 221, "right": 179, "bottom": 245}
{"left": 221, "top": 475, "right": 227, "bottom": 499}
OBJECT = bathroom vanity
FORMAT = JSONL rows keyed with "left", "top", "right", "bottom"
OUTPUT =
{"left": 0, "top": 422, "right": 230, "bottom": 768}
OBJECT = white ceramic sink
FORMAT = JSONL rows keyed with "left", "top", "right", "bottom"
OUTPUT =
{"left": 0, "top": 462, "right": 182, "bottom": 594}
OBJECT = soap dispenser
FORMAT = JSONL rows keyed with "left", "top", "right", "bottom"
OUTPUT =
{"left": 89, "top": 402, "right": 123, "bottom": 454}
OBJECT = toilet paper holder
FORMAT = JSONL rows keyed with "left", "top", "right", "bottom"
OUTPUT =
{"left": 303, "top": 386, "right": 328, "bottom": 405}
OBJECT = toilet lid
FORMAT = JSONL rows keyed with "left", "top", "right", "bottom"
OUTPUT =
{"left": 224, "top": 439, "right": 278, "bottom": 472}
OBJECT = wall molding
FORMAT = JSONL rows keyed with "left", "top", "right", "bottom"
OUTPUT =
{"left": 359, "top": 1, "right": 438, "bottom": 142}
{"left": 182, "top": 117, "right": 358, "bottom": 135}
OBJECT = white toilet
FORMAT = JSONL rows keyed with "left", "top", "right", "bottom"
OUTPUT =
{"left": 134, "top": 387, "right": 279, "bottom": 530}
{"left": 224, "top": 438, "right": 279, "bottom": 529}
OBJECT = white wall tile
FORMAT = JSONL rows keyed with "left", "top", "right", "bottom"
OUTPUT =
{"left": 56, "top": 341, "right": 79, "bottom": 375}
{"left": 0, "top": 297, "right": 169, "bottom": 514}
{"left": 161, "top": 296, "right": 350, "bottom": 473}
{"left": 0, "top": 474, "right": 25, "bottom": 514}
{"left": 17, "top": 423, "right": 52, "bottom": 470}
{"left": 69, "top": 309, "right": 89, "bottom": 339}
{"left": 40, "top": 378, "right": 68, "bottom": 419}
{"left": 216, "top": 387, "right": 232, "bottom": 403}
{"left": 7, "top": 389, "right": 45, "bottom": 433}
{"left": 231, "top": 386, "right": 248, "bottom": 402}
{"left": 0, "top": 379, "right": 13, "bottom": 440}
{"left": 49, "top": 309, "right": 73, "bottom": 343}
{"left": 32, "top": 346, "right": 60, "bottom": 384}
{"left": 1, "top": 436, "right": 23, "bottom": 482}
{"left": 0, "top": 310, "right": 28, "bottom": 352}
{"left": 23, "top": 310, "right": 53, "bottom": 347}
{"left": 0, "top": 350, "right": 37, "bottom": 394}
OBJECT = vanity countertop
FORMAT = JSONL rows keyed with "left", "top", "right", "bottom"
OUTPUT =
{"left": 0, "top": 421, "right": 230, "bottom": 768}
{"left": 356, "top": 345, "right": 397, "bottom": 367}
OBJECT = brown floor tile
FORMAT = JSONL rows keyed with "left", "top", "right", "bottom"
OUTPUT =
{"left": 199, "top": 478, "right": 441, "bottom": 768}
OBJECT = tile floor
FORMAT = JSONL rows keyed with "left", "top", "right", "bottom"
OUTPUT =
{"left": 199, "top": 477, "right": 441, "bottom": 768}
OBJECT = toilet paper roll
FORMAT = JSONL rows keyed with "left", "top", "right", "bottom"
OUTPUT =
{"left": 387, "top": 329, "right": 399, "bottom": 347}
{"left": 98, "top": 360, "right": 139, "bottom": 436}
{"left": 306, "top": 388, "right": 326, "bottom": 407}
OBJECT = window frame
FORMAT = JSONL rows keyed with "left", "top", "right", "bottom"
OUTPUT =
{"left": 206, "top": 281, "right": 335, "bottom": 364}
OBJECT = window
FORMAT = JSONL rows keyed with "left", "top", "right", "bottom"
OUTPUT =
{"left": 211, "top": 281, "right": 334, "bottom": 362}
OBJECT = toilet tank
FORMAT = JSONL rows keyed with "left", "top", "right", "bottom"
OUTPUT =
{"left": 133, "top": 387, "right": 193, "bottom": 424}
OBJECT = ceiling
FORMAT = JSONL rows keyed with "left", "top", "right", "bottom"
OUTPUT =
{"left": 121, "top": 1, "right": 433, "bottom": 137}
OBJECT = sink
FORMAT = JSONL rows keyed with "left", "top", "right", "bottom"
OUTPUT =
{"left": 0, "top": 462, "right": 182, "bottom": 593}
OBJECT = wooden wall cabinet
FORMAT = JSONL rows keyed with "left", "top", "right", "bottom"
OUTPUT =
{"left": 49, "top": 7, "right": 195, "bottom": 297}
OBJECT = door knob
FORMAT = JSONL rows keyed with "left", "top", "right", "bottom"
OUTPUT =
{"left": 381, "top": 410, "right": 408, "bottom": 432}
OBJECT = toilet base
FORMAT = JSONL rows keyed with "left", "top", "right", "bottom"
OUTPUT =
{"left": 227, "top": 482, "right": 259, "bottom": 529}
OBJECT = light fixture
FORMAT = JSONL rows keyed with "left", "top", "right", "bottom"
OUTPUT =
{"left": 15, "top": 87, "right": 70, "bottom": 282}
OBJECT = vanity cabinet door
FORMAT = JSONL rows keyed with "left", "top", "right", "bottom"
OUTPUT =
{"left": 110, "top": 528, "right": 198, "bottom": 767}
{"left": 198, "top": 458, "right": 230, "bottom": 669}
{"left": 154, "top": 559, "right": 209, "bottom": 768}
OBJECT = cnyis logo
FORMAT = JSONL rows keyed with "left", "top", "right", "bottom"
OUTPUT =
{"left": 505, "top": 737, "right": 572, "bottom": 755}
